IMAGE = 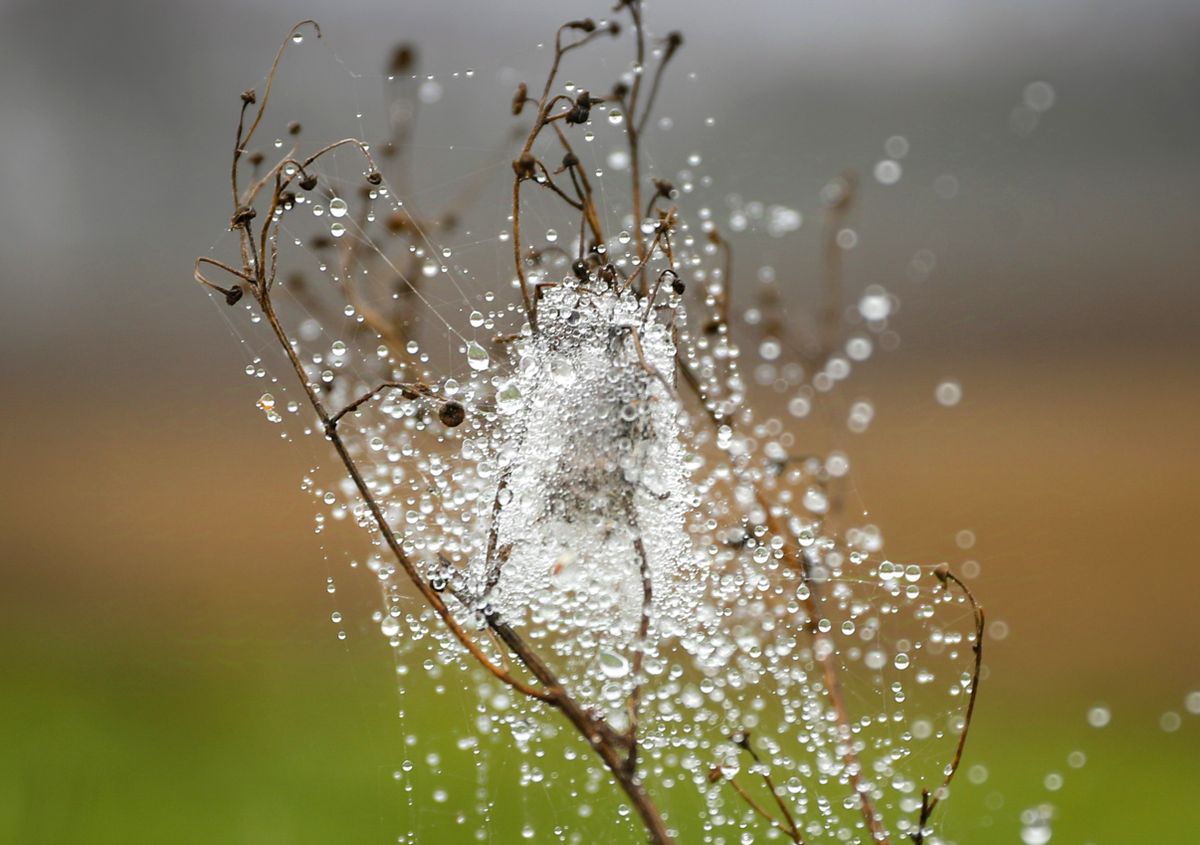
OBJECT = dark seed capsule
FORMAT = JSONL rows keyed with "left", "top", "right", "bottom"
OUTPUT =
{"left": 438, "top": 401, "right": 466, "bottom": 428}
{"left": 511, "top": 82, "right": 528, "bottom": 116}
{"left": 224, "top": 286, "right": 244, "bottom": 306}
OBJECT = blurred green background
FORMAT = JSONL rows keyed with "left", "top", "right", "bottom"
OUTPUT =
{"left": 1, "top": 0, "right": 1198, "bottom": 842}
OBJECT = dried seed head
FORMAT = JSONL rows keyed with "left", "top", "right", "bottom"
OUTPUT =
{"left": 240, "top": 89, "right": 257, "bottom": 105}
{"left": 366, "top": 170, "right": 383, "bottom": 185}
{"left": 224, "top": 285, "right": 244, "bottom": 306}
{"left": 566, "top": 18, "right": 596, "bottom": 33}
{"left": 565, "top": 91, "right": 594, "bottom": 125}
{"left": 230, "top": 205, "right": 257, "bottom": 229}
{"left": 438, "top": 400, "right": 466, "bottom": 428}
{"left": 512, "top": 152, "right": 537, "bottom": 180}
{"left": 512, "top": 82, "right": 528, "bottom": 116}
{"left": 664, "top": 31, "right": 683, "bottom": 59}
{"left": 287, "top": 121, "right": 302, "bottom": 136}
{"left": 389, "top": 44, "right": 415, "bottom": 74}
{"left": 386, "top": 213, "right": 409, "bottom": 234}
{"left": 299, "top": 173, "right": 318, "bottom": 191}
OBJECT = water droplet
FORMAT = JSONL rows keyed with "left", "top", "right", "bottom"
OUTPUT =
{"left": 936, "top": 380, "right": 963, "bottom": 407}
{"left": 598, "top": 651, "right": 630, "bottom": 679}
{"left": 858, "top": 287, "right": 891, "bottom": 321}
{"left": 607, "top": 109, "right": 623, "bottom": 125}
{"left": 551, "top": 359, "right": 576, "bottom": 386}
{"left": 329, "top": 197, "right": 348, "bottom": 218}
{"left": 496, "top": 382, "right": 523, "bottom": 413}
{"left": 1024, "top": 81, "right": 1056, "bottom": 112}
{"left": 466, "top": 341, "right": 490, "bottom": 372}
{"left": 1087, "top": 704, "right": 1111, "bottom": 728}
{"left": 874, "top": 159, "right": 902, "bottom": 185}
{"left": 330, "top": 222, "right": 346, "bottom": 238}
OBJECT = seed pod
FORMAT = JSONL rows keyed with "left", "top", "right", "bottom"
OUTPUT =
{"left": 299, "top": 173, "right": 318, "bottom": 191}
{"left": 565, "top": 91, "right": 593, "bottom": 125}
{"left": 230, "top": 205, "right": 257, "bottom": 228}
{"left": 664, "top": 31, "right": 683, "bottom": 59}
{"left": 224, "top": 285, "right": 244, "bottom": 306}
{"left": 438, "top": 400, "right": 466, "bottom": 428}
{"left": 389, "top": 44, "right": 415, "bottom": 75}
{"left": 512, "top": 153, "right": 537, "bottom": 180}
{"left": 511, "top": 82, "right": 528, "bottom": 116}
{"left": 366, "top": 170, "right": 383, "bottom": 185}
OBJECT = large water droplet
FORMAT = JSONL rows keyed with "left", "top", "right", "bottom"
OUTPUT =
{"left": 466, "top": 341, "right": 490, "bottom": 372}
{"left": 598, "top": 651, "right": 630, "bottom": 679}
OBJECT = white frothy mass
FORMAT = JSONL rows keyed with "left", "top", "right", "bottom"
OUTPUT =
{"left": 470, "top": 283, "right": 700, "bottom": 646}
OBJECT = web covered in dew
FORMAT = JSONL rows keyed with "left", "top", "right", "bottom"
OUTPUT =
{"left": 198, "top": 14, "right": 985, "bottom": 845}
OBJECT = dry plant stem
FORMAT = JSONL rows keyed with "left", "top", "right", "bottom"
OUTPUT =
{"left": 257, "top": 295, "right": 544, "bottom": 701}
{"left": 724, "top": 777, "right": 801, "bottom": 842}
{"left": 819, "top": 175, "right": 855, "bottom": 362}
{"left": 512, "top": 22, "right": 614, "bottom": 331}
{"left": 739, "top": 738, "right": 803, "bottom": 842}
{"left": 623, "top": 1, "right": 647, "bottom": 267}
{"left": 257, "top": 289, "right": 674, "bottom": 841}
{"left": 624, "top": 530, "right": 654, "bottom": 771}
{"left": 911, "top": 569, "right": 985, "bottom": 845}
{"left": 758, "top": 494, "right": 891, "bottom": 844}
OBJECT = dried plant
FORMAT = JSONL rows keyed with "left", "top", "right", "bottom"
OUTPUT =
{"left": 194, "top": 6, "right": 983, "bottom": 843}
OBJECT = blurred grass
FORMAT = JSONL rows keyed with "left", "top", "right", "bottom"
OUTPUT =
{"left": 3, "top": 621, "right": 1195, "bottom": 844}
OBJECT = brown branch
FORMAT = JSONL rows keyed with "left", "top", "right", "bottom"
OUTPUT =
{"left": 735, "top": 733, "right": 804, "bottom": 843}
{"left": 712, "top": 768, "right": 802, "bottom": 843}
{"left": 818, "top": 173, "right": 856, "bottom": 363}
{"left": 911, "top": 566, "right": 985, "bottom": 844}
{"left": 624, "top": 529, "right": 654, "bottom": 772}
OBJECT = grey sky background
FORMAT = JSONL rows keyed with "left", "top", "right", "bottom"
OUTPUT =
{"left": 1, "top": 0, "right": 1197, "bottom": 400}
